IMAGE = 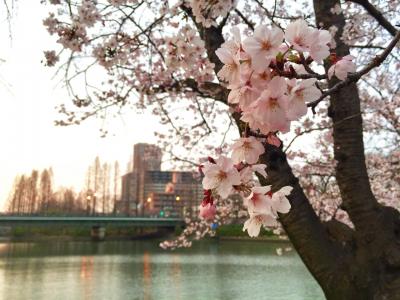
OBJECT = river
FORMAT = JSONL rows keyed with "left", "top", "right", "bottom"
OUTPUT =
{"left": 0, "top": 240, "right": 324, "bottom": 300}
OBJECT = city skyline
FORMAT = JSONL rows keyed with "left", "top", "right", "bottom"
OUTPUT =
{"left": 4, "top": 142, "right": 202, "bottom": 216}
{"left": 0, "top": 1, "right": 163, "bottom": 210}
{"left": 118, "top": 143, "right": 202, "bottom": 217}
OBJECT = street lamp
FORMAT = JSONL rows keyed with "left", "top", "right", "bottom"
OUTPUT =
{"left": 86, "top": 195, "right": 91, "bottom": 216}
{"left": 144, "top": 197, "right": 152, "bottom": 217}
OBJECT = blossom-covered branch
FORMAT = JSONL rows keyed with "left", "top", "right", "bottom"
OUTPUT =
{"left": 307, "top": 30, "right": 400, "bottom": 112}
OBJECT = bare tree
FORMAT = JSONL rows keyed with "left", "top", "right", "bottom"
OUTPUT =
{"left": 39, "top": 169, "right": 53, "bottom": 214}
{"left": 113, "top": 160, "right": 120, "bottom": 214}
{"left": 101, "top": 162, "right": 110, "bottom": 213}
{"left": 27, "top": 170, "right": 38, "bottom": 213}
{"left": 92, "top": 156, "right": 101, "bottom": 215}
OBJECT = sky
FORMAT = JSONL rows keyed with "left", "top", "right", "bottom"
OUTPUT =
{"left": 0, "top": 1, "right": 325, "bottom": 211}
{"left": 0, "top": 1, "right": 163, "bottom": 210}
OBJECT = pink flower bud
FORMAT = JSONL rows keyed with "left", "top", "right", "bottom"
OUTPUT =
{"left": 199, "top": 203, "right": 217, "bottom": 220}
{"left": 267, "top": 134, "right": 282, "bottom": 147}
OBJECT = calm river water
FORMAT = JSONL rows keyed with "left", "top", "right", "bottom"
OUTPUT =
{"left": 0, "top": 240, "right": 324, "bottom": 300}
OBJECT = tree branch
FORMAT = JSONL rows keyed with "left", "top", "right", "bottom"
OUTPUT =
{"left": 234, "top": 9, "right": 254, "bottom": 31}
{"left": 307, "top": 30, "right": 400, "bottom": 112}
{"left": 347, "top": 0, "right": 398, "bottom": 37}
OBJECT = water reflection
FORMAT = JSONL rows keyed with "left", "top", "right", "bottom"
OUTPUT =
{"left": 171, "top": 254, "right": 182, "bottom": 300}
{"left": 80, "top": 256, "right": 94, "bottom": 300}
{"left": 0, "top": 240, "right": 324, "bottom": 300}
{"left": 143, "top": 252, "right": 151, "bottom": 300}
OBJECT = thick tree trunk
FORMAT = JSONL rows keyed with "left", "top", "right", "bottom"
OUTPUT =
{"left": 312, "top": 1, "right": 400, "bottom": 299}
{"left": 182, "top": 2, "right": 400, "bottom": 299}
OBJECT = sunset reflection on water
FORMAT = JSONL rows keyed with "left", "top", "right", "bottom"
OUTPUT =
{"left": 0, "top": 240, "right": 324, "bottom": 300}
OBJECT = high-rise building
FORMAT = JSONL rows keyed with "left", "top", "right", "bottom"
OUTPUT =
{"left": 117, "top": 143, "right": 203, "bottom": 217}
{"left": 133, "top": 143, "right": 162, "bottom": 171}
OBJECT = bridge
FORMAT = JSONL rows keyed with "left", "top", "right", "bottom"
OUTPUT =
{"left": 0, "top": 216, "right": 185, "bottom": 228}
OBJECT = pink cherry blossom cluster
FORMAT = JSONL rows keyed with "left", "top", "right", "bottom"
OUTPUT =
{"left": 198, "top": 137, "right": 292, "bottom": 237}
{"left": 92, "top": 35, "right": 130, "bottom": 69}
{"left": 107, "top": 0, "right": 138, "bottom": 6}
{"left": 160, "top": 195, "right": 239, "bottom": 250}
{"left": 43, "top": 13, "right": 88, "bottom": 52}
{"left": 43, "top": 50, "right": 59, "bottom": 67}
{"left": 328, "top": 54, "right": 356, "bottom": 80}
{"left": 77, "top": 0, "right": 101, "bottom": 28}
{"left": 216, "top": 20, "right": 356, "bottom": 134}
{"left": 188, "top": 0, "right": 236, "bottom": 28}
{"left": 165, "top": 26, "right": 215, "bottom": 82}
{"left": 193, "top": 19, "right": 359, "bottom": 237}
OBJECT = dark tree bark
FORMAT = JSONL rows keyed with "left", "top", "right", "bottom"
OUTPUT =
{"left": 311, "top": 1, "right": 400, "bottom": 299}
{"left": 181, "top": 1, "right": 400, "bottom": 298}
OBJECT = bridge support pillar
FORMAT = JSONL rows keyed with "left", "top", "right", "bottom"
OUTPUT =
{"left": 91, "top": 226, "right": 106, "bottom": 241}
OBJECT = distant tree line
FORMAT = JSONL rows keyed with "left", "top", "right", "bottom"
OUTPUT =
{"left": 6, "top": 157, "right": 120, "bottom": 215}
{"left": 85, "top": 156, "right": 120, "bottom": 215}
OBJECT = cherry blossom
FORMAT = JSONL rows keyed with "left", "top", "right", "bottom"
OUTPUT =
{"left": 228, "top": 84, "right": 260, "bottom": 108}
{"left": 239, "top": 164, "right": 267, "bottom": 184}
{"left": 243, "top": 212, "right": 277, "bottom": 237}
{"left": 77, "top": 0, "right": 101, "bottom": 27}
{"left": 266, "top": 134, "right": 281, "bottom": 147}
{"left": 215, "top": 47, "right": 241, "bottom": 85}
{"left": 222, "top": 27, "right": 244, "bottom": 59}
{"left": 244, "top": 186, "right": 271, "bottom": 211}
{"left": 285, "top": 19, "right": 330, "bottom": 63}
{"left": 271, "top": 186, "right": 293, "bottom": 215}
{"left": 251, "top": 164, "right": 268, "bottom": 178}
{"left": 248, "top": 76, "right": 290, "bottom": 133}
{"left": 199, "top": 203, "right": 217, "bottom": 220}
{"left": 231, "top": 136, "right": 265, "bottom": 164}
{"left": 286, "top": 79, "right": 321, "bottom": 120}
{"left": 42, "top": 1, "right": 399, "bottom": 254}
{"left": 43, "top": 50, "right": 59, "bottom": 67}
{"left": 202, "top": 156, "right": 241, "bottom": 199}
{"left": 285, "top": 19, "right": 315, "bottom": 53}
{"left": 189, "top": 0, "right": 236, "bottom": 28}
{"left": 242, "top": 25, "right": 284, "bottom": 72}
{"left": 309, "top": 29, "right": 331, "bottom": 63}
{"left": 328, "top": 55, "right": 356, "bottom": 80}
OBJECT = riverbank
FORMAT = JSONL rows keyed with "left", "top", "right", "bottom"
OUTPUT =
{"left": 0, "top": 225, "right": 168, "bottom": 242}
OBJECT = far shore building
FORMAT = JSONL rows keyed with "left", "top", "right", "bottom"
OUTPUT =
{"left": 118, "top": 143, "right": 203, "bottom": 217}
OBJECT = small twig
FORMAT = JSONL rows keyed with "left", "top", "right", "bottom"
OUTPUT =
{"left": 253, "top": 0, "right": 283, "bottom": 30}
{"left": 347, "top": 0, "right": 398, "bottom": 37}
{"left": 234, "top": 9, "right": 254, "bottom": 31}
{"left": 307, "top": 30, "right": 400, "bottom": 113}
{"left": 284, "top": 126, "right": 330, "bottom": 153}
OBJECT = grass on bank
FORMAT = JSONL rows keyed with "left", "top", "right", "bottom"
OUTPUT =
{"left": 6, "top": 224, "right": 280, "bottom": 240}
{"left": 10, "top": 226, "right": 149, "bottom": 238}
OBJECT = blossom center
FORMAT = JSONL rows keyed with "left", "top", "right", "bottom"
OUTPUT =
{"left": 242, "top": 141, "right": 253, "bottom": 150}
{"left": 261, "top": 41, "right": 272, "bottom": 51}
{"left": 259, "top": 71, "right": 269, "bottom": 81}
{"left": 295, "top": 88, "right": 304, "bottom": 99}
{"left": 217, "top": 170, "right": 228, "bottom": 181}
{"left": 268, "top": 97, "right": 279, "bottom": 108}
{"left": 294, "top": 36, "right": 305, "bottom": 47}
